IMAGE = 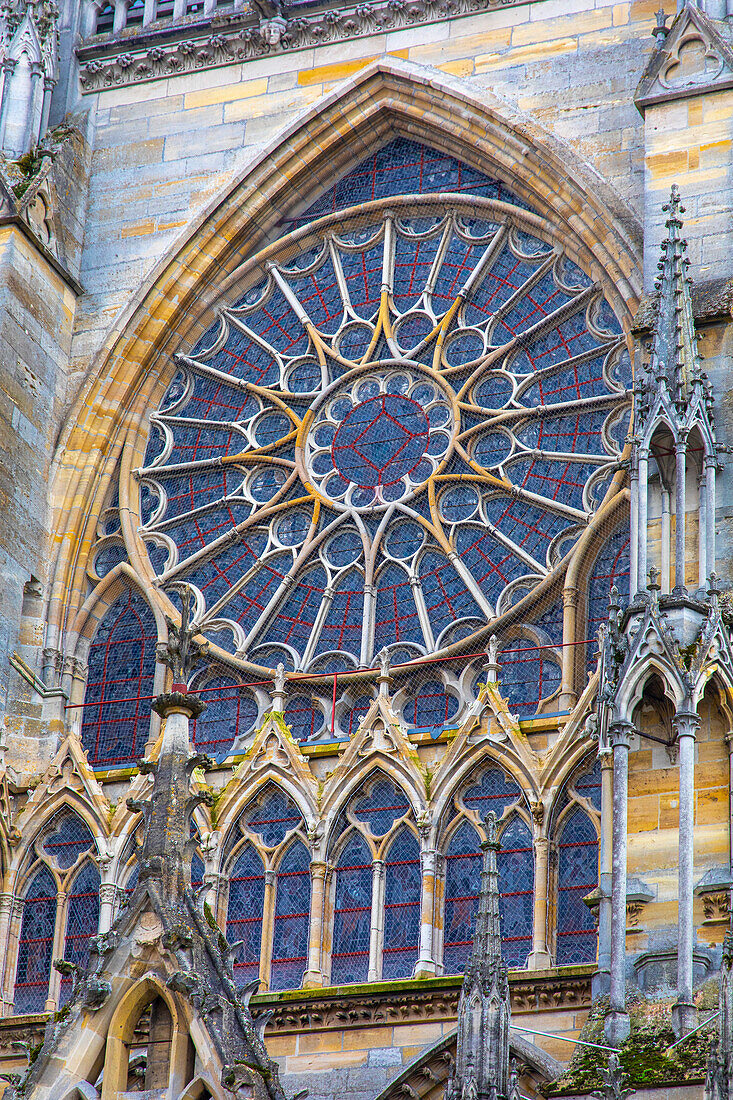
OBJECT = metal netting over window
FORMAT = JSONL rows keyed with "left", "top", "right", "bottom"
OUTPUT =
{"left": 353, "top": 776, "right": 410, "bottom": 837}
{"left": 463, "top": 765, "right": 522, "bottom": 818}
{"left": 191, "top": 673, "right": 258, "bottom": 760}
{"left": 226, "top": 845, "right": 265, "bottom": 987}
{"left": 443, "top": 820, "right": 482, "bottom": 974}
{"left": 240, "top": 786, "right": 303, "bottom": 848}
{"left": 331, "top": 834, "right": 372, "bottom": 985}
{"left": 271, "top": 841, "right": 311, "bottom": 991}
{"left": 497, "top": 817, "right": 534, "bottom": 967}
{"left": 59, "top": 863, "right": 101, "bottom": 1006}
{"left": 128, "top": 137, "right": 631, "bottom": 743}
{"left": 42, "top": 811, "right": 95, "bottom": 870}
{"left": 382, "top": 828, "right": 421, "bottom": 980}
{"left": 81, "top": 588, "right": 157, "bottom": 767}
{"left": 14, "top": 866, "right": 57, "bottom": 1014}
{"left": 586, "top": 528, "right": 631, "bottom": 670}
{"left": 556, "top": 807, "right": 599, "bottom": 965}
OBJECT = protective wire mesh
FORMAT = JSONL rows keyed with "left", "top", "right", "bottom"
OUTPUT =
{"left": 556, "top": 807, "right": 599, "bottom": 964}
{"left": 271, "top": 842, "right": 311, "bottom": 991}
{"left": 14, "top": 866, "right": 57, "bottom": 1014}
{"left": 331, "top": 834, "right": 372, "bottom": 985}
{"left": 226, "top": 845, "right": 266, "bottom": 986}
{"left": 382, "top": 828, "right": 421, "bottom": 980}
{"left": 59, "top": 862, "right": 101, "bottom": 1006}
{"left": 43, "top": 811, "right": 95, "bottom": 870}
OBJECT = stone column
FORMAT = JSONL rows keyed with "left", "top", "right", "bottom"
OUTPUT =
{"left": 605, "top": 721, "right": 632, "bottom": 1046}
{"left": 259, "top": 869, "right": 276, "bottom": 991}
{"left": 674, "top": 437, "right": 687, "bottom": 593}
{"left": 560, "top": 586, "right": 579, "bottom": 709}
{"left": 661, "top": 488, "right": 671, "bottom": 593}
{"left": 705, "top": 454, "right": 716, "bottom": 582}
{"left": 368, "top": 860, "right": 385, "bottom": 982}
{"left": 98, "top": 882, "right": 121, "bottom": 934}
{"left": 528, "top": 802, "right": 551, "bottom": 969}
{"left": 112, "top": 0, "right": 129, "bottom": 32}
{"left": 697, "top": 472, "right": 707, "bottom": 590}
{"left": 303, "top": 860, "right": 327, "bottom": 988}
{"left": 0, "top": 893, "right": 15, "bottom": 1014}
{"left": 594, "top": 747, "right": 614, "bottom": 997}
{"left": 0, "top": 59, "right": 17, "bottom": 150}
{"left": 630, "top": 448, "right": 639, "bottom": 595}
{"left": 416, "top": 844, "right": 438, "bottom": 977}
{"left": 672, "top": 709, "right": 700, "bottom": 1037}
{"left": 46, "top": 890, "right": 67, "bottom": 1011}
{"left": 638, "top": 450, "right": 649, "bottom": 596}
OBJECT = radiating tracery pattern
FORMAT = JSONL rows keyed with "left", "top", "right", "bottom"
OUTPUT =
{"left": 134, "top": 150, "right": 630, "bottom": 745}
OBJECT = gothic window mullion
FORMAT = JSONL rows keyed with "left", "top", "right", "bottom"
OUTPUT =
{"left": 368, "top": 858, "right": 386, "bottom": 983}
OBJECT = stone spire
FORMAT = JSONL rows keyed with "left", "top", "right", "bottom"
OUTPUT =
{"left": 636, "top": 184, "right": 712, "bottom": 431}
{"left": 446, "top": 810, "right": 511, "bottom": 1100}
{"left": 14, "top": 586, "right": 290, "bottom": 1100}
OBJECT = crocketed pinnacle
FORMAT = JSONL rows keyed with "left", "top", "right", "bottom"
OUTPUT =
{"left": 468, "top": 808, "right": 503, "bottom": 982}
{"left": 647, "top": 184, "right": 703, "bottom": 411}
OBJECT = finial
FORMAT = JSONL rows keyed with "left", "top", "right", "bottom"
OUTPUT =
{"left": 647, "top": 565, "right": 661, "bottom": 597}
{"left": 157, "top": 585, "right": 209, "bottom": 691}
{"left": 652, "top": 7, "right": 669, "bottom": 40}
{"left": 271, "top": 662, "right": 287, "bottom": 711}
{"left": 378, "top": 647, "right": 392, "bottom": 697}
{"left": 485, "top": 634, "right": 500, "bottom": 684}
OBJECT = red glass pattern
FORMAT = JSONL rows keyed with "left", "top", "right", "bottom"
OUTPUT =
{"left": 271, "top": 842, "right": 311, "bottom": 991}
{"left": 382, "top": 829, "right": 421, "bottom": 979}
{"left": 331, "top": 395, "right": 429, "bottom": 487}
{"left": 14, "top": 866, "right": 57, "bottom": 1014}
{"left": 557, "top": 807, "right": 599, "bottom": 964}
{"left": 331, "top": 834, "right": 372, "bottom": 985}
{"left": 59, "top": 862, "right": 101, "bottom": 1006}
{"left": 226, "top": 845, "right": 266, "bottom": 986}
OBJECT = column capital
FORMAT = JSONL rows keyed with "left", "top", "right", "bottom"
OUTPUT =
{"left": 609, "top": 720, "right": 634, "bottom": 749}
{"left": 673, "top": 710, "right": 700, "bottom": 739}
{"left": 309, "top": 860, "right": 328, "bottom": 880}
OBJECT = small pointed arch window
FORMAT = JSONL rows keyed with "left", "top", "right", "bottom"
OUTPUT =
{"left": 80, "top": 587, "right": 158, "bottom": 769}
{"left": 441, "top": 762, "right": 534, "bottom": 974}
{"left": 13, "top": 809, "right": 100, "bottom": 1014}
{"left": 223, "top": 784, "right": 311, "bottom": 992}
{"left": 553, "top": 756, "right": 601, "bottom": 965}
{"left": 328, "top": 773, "right": 420, "bottom": 984}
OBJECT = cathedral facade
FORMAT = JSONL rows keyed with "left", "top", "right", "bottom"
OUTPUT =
{"left": 0, "top": 0, "right": 732, "bottom": 1094}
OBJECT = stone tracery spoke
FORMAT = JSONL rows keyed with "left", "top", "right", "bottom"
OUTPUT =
{"left": 138, "top": 196, "right": 630, "bottom": 672}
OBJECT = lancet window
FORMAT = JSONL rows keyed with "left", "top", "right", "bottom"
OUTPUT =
{"left": 441, "top": 763, "right": 534, "bottom": 973}
{"left": 329, "top": 774, "right": 421, "bottom": 984}
{"left": 80, "top": 587, "right": 157, "bottom": 768}
{"left": 553, "top": 757, "right": 601, "bottom": 965}
{"left": 13, "top": 810, "right": 100, "bottom": 1013}
{"left": 224, "top": 785, "right": 311, "bottom": 991}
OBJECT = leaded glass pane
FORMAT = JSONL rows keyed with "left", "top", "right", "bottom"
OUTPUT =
{"left": 191, "top": 676, "right": 258, "bottom": 761}
{"left": 587, "top": 529, "right": 631, "bottom": 671}
{"left": 574, "top": 758, "right": 602, "bottom": 811}
{"left": 271, "top": 842, "right": 311, "bottom": 991}
{"left": 227, "top": 845, "right": 265, "bottom": 986}
{"left": 59, "top": 863, "right": 100, "bottom": 1006}
{"left": 498, "top": 638, "right": 562, "bottom": 717}
{"left": 81, "top": 589, "right": 157, "bottom": 767}
{"left": 241, "top": 787, "right": 303, "bottom": 848}
{"left": 463, "top": 766, "right": 522, "bottom": 819}
{"left": 557, "top": 808, "right": 598, "bottom": 965}
{"left": 353, "top": 777, "right": 409, "bottom": 837}
{"left": 497, "top": 817, "right": 533, "bottom": 968}
{"left": 443, "top": 821, "right": 482, "bottom": 975}
{"left": 14, "top": 867, "right": 57, "bottom": 1014}
{"left": 383, "top": 829, "right": 421, "bottom": 980}
{"left": 331, "top": 835, "right": 372, "bottom": 985}
{"left": 42, "top": 811, "right": 94, "bottom": 870}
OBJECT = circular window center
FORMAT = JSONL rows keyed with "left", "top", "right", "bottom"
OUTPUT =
{"left": 331, "top": 394, "right": 430, "bottom": 487}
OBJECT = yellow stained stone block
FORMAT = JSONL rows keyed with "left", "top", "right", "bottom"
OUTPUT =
{"left": 392, "top": 1021, "right": 445, "bottom": 1046}
{"left": 183, "top": 76, "right": 268, "bottom": 109}
{"left": 298, "top": 1030, "right": 343, "bottom": 1054}
{"left": 121, "top": 220, "right": 156, "bottom": 239}
{"left": 285, "top": 1051, "right": 367, "bottom": 1072}
{"left": 438, "top": 58, "right": 475, "bottom": 76}
{"left": 688, "top": 101, "right": 704, "bottom": 125}
{"left": 646, "top": 150, "right": 688, "bottom": 177}
{"left": 342, "top": 1025, "right": 395, "bottom": 1050}
{"left": 628, "top": 795, "right": 659, "bottom": 833}
{"left": 297, "top": 50, "right": 408, "bottom": 86}
{"left": 697, "top": 787, "right": 727, "bottom": 826}
{"left": 612, "top": 2, "right": 629, "bottom": 23}
{"left": 476, "top": 36, "right": 577, "bottom": 69}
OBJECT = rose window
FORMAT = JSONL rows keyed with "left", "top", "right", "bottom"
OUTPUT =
{"left": 137, "top": 195, "right": 631, "bottom": 682}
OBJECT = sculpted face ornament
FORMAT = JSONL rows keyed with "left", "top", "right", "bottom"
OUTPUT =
{"left": 136, "top": 196, "right": 630, "bottom": 675}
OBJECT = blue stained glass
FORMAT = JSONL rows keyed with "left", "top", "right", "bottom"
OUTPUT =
{"left": 156, "top": 467, "right": 244, "bottom": 523}
{"left": 384, "top": 522, "right": 424, "bottom": 560}
{"left": 433, "top": 236, "right": 491, "bottom": 308}
{"left": 419, "top": 551, "right": 483, "bottom": 638}
{"left": 505, "top": 457, "right": 600, "bottom": 511}
{"left": 339, "top": 240, "right": 384, "bottom": 319}
{"left": 94, "top": 543, "right": 126, "bottom": 577}
{"left": 407, "top": 679, "right": 460, "bottom": 730}
{"left": 14, "top": 866, "right": 57, "bottom": 1014}
{"left": 332, "top": 394, "right": 429, "bottom": 487}
{"left": 535, "top": 600, "right": 564, "bottom": 645}
{"left": 374, "top": 563, "right": 424, "bottom": 652}
{"left": 497, "top": 817, "right": 533, "bottom": 968}
{"left": 443, "top": 821, "right": 482, "bottom": 974}
{"left": 183, "top": 532, "right": 269, "bottom": 605}
{"left": 287, "top": 258, "right": 344, "bottom": 335}
{"left": 191, "top": 677, "right": 258, "bottom": 761}
{"left": 463, "top": 766, "right": 522, "bottom": 818}
{"left": 473, "top": 374, "right": 514, "bottom": 410}
{"left": 483, "top": 498, "right": 568, "bottom": 565}
{"left": 206, "top": 324, "right": 282, "bottom": 387}
{"left": 557, "top": 808, "right": 598, "bottom": 964}
{"left": 454, "top": 526, "right": 526, "bottom": 605}
{"left": 331, "top": 834, "right": 372, "bottom": 985}
{"left": 260, "top": 565, "right": 327, "bottom": 656}
{"left": 339, "top": 695, "right": 373, "bottom": 737}
{"left": 59, "top": 863, "right": 100, "bottom": 1007}
{"left": 222, "top": 552, "right": 293, "bottom": 633}
{"left": 499, "top": 637, "right": 561, "bottom": 716}
{"left": 587, "top": 528, "right": 630, "bottom": 670}
{"left": 287, "top": 139, "right": 526, "bottom": 228}
{"left": 285, "top": 694, "right": 324, "bottom": 742}
{"left": 271, "top": 842, "right": 311, "bottom": 991}
{"left": 241, "top": 787, "right": 303, "bottom": 847}
{"left": 227, "top": 845, "right": 265, "bottom": 986}
{"left": 354, "top": 776, "right": 409, "bottom": 836}
{"left": 393, "top": 230, "right": 443, "bottom": 314}
{"left": 81, "top": 589, "right": 157, "bottom": 769}
{"left": 521, "top": 354, "right": 608, "bottom": 408}
{"left": 382, "top": 829, "right": 421, "bottom": 980}
{"left": 191, "top": 852, "right": 205, "bottom": 891}
{"left": 315, "top": 570, "right": 364, "bottom": 658}
{"left": 43, "top": 812, "right": 94, "bottom": 870}
{"left": 573, "top": 758, "right": 602, "bottom": 811}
